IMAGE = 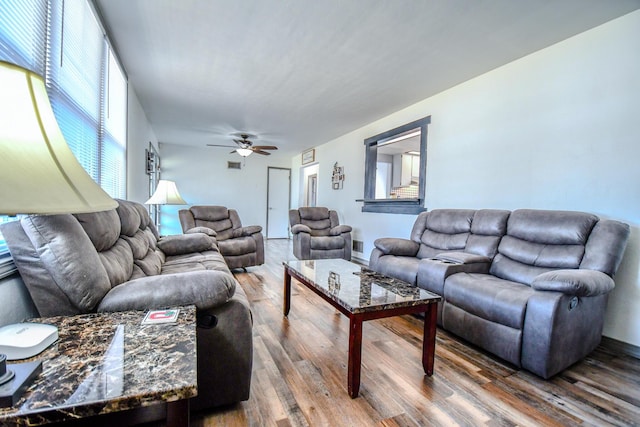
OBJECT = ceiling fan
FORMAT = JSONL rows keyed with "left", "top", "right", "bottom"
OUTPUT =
{"left": 207, "top": 134, "right": 278, "bottom": 157}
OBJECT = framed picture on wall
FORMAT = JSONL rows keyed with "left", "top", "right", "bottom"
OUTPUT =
{"left": 302, "top": 149, "right": 315, "bottom": 165}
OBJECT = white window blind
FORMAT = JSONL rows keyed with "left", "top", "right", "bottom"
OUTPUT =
{"left": 48, "top": 0, "right": 103, "bottom": 179}
{"left": 0, "top": 0, "right": 48, "bottom": 75}
{"left": 101, "top": 50, "right": 127, "bottom": 197}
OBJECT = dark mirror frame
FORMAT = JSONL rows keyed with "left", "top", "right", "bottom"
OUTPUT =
{"left": 361, "top": 116, "right": 431, "bottom": 214}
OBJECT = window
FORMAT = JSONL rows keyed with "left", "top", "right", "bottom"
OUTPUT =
{"left": 0, "top": 0, "right": 127, "bottom": 264}
{"left": 361, "top": 116, "right": 431, "bottom": 214}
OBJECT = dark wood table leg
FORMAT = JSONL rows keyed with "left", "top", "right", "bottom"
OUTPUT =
{"left": 283, "top": 267, "right": 292, "bottom": 316}
{"left": 422, "top": 303, "right": 438, "bottom": 375}
{"left": 348, "top": 315, "right": 363, "bottom": 398}
{"left": 166, "top": 399, "right": 190, "bottom": 427}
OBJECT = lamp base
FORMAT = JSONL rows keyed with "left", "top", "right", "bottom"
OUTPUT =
{"left": 0, "top": 360, "right": 42, "bottom": 408}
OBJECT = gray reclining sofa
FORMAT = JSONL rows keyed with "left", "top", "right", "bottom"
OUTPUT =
{"left": 1, "top": 199, "right": 253, "bottom": 411}
{"left": 369, "top": 208, "right": 630, "bottom": 378}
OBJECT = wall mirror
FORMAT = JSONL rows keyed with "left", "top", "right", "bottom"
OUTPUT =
{"left": 361, "top": 116, "right": 430, "bottom": 214}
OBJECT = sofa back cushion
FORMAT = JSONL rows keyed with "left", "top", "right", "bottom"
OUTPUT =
{"left": 75, "top": 200, "right": 163, "bottom": 286}
{"left": 182, "top": 206, "right": 239, "bottom": 241}
{"left": 466, "top": 209, "right": 511, "bottom": 258}
{"left": 2, "top": 215, "right": 111, "bottom": 316}
{"left": 291, "top": 207, "right": 337, "bottom": 237}
{"left": 490, "top": 209, "right": 598, "bottom": 285}
{"left": 415, "top": 209, "right": 475, "bottom": 259}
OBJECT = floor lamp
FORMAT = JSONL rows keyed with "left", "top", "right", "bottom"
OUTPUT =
{"left": 145, "top": 179, "right": 187, "bottom": 232}
{"left": 0, "top": 60, "right": 118, "bottom": 406}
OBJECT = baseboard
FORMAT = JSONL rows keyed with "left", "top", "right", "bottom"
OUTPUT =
{"left": 351, "top": 255, "right": 368, "bottom": 266}
{"left": 601, "top": 336, "right": 640, "bottom": 359}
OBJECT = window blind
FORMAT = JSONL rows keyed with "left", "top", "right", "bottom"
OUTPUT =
{"left": 101, "top": 50, "right": 128, "bottom": 197}
{"left": 48, "top": 0, "right": 103, "bottom": 179}
{"left": 0, "top": 0, "right": 48, "bottom": 75}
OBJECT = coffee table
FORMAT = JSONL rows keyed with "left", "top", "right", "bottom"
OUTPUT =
{"left": 283, "top": 259, "right": 441, "bottom": 398}
{"left": 0, "top": 306, "right": 197, "bottom": 426}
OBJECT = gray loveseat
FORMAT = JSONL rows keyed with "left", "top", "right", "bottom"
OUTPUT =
{"left": 369, "top": 208, "right": 630, "bottom": 378}
{"left": 1, "top": 199, "right": 253, "bottom": 411}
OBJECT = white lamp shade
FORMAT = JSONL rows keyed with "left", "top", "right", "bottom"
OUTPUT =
{"left": 0, "top": 61, "right": 118, "bottom": 215}
{"left": 145, "top": 180, "right": 187, "bottom": 205}
{"left": 236, "top": 148, "right": 253, "bottom": 157}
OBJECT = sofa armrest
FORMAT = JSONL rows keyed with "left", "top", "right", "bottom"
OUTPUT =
{"left": 233, "top": 225, "right": 263, "bottom": 238}
{"left": 158, "top": 233, "right": 214, "bottom": 255}
{"left": 531, "top": 269, "right": 614, "bottom": 297}
{"left": 291, "top": 224, "right": 311, "bottom": 234}
{"left": 186, "top": 226, "right": 217, "bottom": 237}
{"left": 329, "top": 225, "right": 352, "bottom": 235}
{"left": 97, "top": 270, "right": 236, "bottom": 312}
{"left": 433, "top": 251, "right": 491, "bottom": 265}
{"left": 374, "top": 238, "right": 419, "bottom": 257}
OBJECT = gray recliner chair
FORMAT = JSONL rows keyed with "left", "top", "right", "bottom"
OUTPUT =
{"left": 179, "top": 205, "right": 264, "bottom": 270}
{"left": 289, "top": 207, "right": 352, "bottom": 260}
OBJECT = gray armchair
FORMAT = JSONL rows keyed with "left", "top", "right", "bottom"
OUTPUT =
{"left": 179, "top": 205, "right": 264, "bottom": 269}
{"left": 289, "top": 207, "right": 352, "bottom": 260}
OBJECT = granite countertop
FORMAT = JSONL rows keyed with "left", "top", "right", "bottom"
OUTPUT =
{"left": 0, "top": 306, "right": 197, "bottom": 426}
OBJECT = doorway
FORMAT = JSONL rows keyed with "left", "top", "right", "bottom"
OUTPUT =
{"left": 266, "top": 167, "right": 291, "bottom": 239}
{"left": 306, "top": 174, "right": 317, "bottom": 207}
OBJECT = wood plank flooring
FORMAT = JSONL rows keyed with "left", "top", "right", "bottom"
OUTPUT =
{"left": 191, "top": 239, "right": 640, "bottom": 427}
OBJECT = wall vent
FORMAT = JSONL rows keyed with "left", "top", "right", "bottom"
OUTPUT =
{"left": 353, "top": 240, "right": 364, "bottom": 253}
{"left": 227, "top": 161, "right": 241, "bottom": 169}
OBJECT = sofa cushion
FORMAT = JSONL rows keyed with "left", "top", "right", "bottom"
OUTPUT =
{"left": 489, "top": 210, "right": 598, "bottom": 285}
{"left": 162, "top": 251, "right": 230, "bottom": 274}
{"left": 97, "top": 270, "right": 237, "bottom": 312}
{"left": 98, "top": 238, "right": 135, "bottom": 286}
{"left": 117, "top": 200, "right": 143, "bottom": 237}
{"left": 190, "top": 205, "right": 229, "bottom": 221}
{"left": 1, "top": 220, "right": 79, "bottom": 316}
{"left": 374, "top": 255, "right": 421, "bottom": 285}
{"left": 158, "top": 233, "right": 214, "bottom": 255}
{"left": 20, "top": 215, "right": 112, "bottom": 313}
{"left": 444, "top": 273, "right": 535, "bottom": 329}
{"left": 219, "top": 236, "right": 257, "bottom": 256}
{"left": 507, "top": 209, "right": 598, "bottom": 245}
{"left": 465, "top": 209, "right": 510, "bottom": 258}
{"left": 309, "top": 236, "right": 345, "bottom": 251}
{"left": 415, "top": 209, "right": 474, "bottom": 259}
{"left": 74, "top": 209, "right": 121, "bottom": 252}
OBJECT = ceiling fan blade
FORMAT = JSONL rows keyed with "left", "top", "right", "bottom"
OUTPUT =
{"left": 253, "top": 149, "right": 271, "bottom": 155}
{"left": 252, "top": 145, "right": 278, "bottom": 150}
{"left": 207, "top": 144, "right": 237, "bottom": 148}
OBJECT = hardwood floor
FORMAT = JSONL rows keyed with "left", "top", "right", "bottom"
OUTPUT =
{"left": 192, "top": 239, "right": 640, "bottom": 427}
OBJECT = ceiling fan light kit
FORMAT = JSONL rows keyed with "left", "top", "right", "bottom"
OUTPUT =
{"left": 236, "top": 148, "right": 253, "bottom": 157}
{"left": 207, "top": 133, "right": 278, "bottom": 157}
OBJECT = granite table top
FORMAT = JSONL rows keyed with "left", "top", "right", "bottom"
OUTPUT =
{"left": 0, "top": 306, "right": 197, "bottom": 426}
{"left": 284, "top": 259, "right": 440, "bottom": 314}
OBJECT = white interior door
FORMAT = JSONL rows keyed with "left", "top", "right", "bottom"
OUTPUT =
{"left": 267, "top": 167, "right": 291, "bottom": 238}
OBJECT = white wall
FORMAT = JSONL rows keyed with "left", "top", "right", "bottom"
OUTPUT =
{"left": 159, "top": 143, "right": 291, "bottom": 236}
{"left": 291, "top": 11, "right": 640, "bottom": 346}
{"left": 126, "top": 86, "right": 158, "bottom": 203}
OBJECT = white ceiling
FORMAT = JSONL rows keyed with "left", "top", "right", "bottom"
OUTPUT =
{"left": 94, "top": 0, "right": 640, "bottom": 157}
